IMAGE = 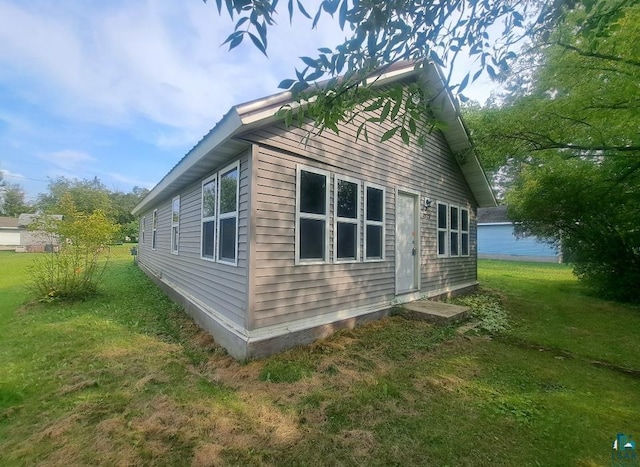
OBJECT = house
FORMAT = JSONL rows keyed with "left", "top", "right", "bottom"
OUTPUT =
{"left": 0, "top": 217, "right": 21, "bottom": 250}
{"left": 477, "top": 206, "right": 562, "bottom": 263}
{"left": 132, "top": 62, "right": 497, "bottom": 359}
{"left": 0, "top": 214, "right": 62, "bottom": 252}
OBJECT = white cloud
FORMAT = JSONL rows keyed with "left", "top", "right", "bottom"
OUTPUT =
{"left": 0, "top": 0, "right": 347, "bottom": 147}
{"left": 41, "top": 150, "right": 97, "bottom": 172}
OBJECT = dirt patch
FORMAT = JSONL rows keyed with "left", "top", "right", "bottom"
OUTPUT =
{"left": 58, "top": 378, "right": 98, "bottom": 395}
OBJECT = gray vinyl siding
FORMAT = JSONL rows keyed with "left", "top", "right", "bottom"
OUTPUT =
{"left": 137, "top": 151, "right": 250, "bottom": 327}
{"left": 244, "top": 114, "right": 477, "bottom": 329}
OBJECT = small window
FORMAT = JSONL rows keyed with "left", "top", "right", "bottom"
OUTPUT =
{"left": 171, "top": 196, "right": 180, "bottom": 254}
{"left": 461, "top": 208, "right": 470, "bottom": 256}
{"left": 450, "top": 205, "right": 459, "bottom": 256}
{"left": 335, "top": 176, "right": 360, "bottom": 262}
{"left": 201, "top": 175, "right": 217, "bottom": 260}
{"left": 217, "top": 162, "right": 239, "bottom": 264}
{"left": 296, "top": 165, "right": 329, "bottom": 264}
{"left": 364, "top": 184, "right": 385, "bottom": 261}
{"left": 437, "top": 202, "right": 447, "bottom": 257}
{"left": 141, "top": 216, "right": 146, "bottom": 245}
{"left": 151, "top": 209, "right": 158, "bottom": 250}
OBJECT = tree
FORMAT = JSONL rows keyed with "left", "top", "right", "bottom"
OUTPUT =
{"left": 206, "top": 0, "right": 567, "bottom": 143}
{"left": 0, "top": 172, "right": 32, "bottom": 216}
{"left": 466, "top": 1, "right": 640, "bottom": 301}
{"left": 36, "top": 176, "right": 113, "bottom": 217}
{"left": 109, "top": 186, "right": 149, "bottom": 241}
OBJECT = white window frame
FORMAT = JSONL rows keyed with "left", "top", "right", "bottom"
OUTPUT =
{"left": 295, "top": 164, "right": 330, "bottom": 265}
{"left": 201, "top": 173, "right": 217, "bottom": 261}
{"left": 460, "top": 208, "right": 470, "bottom": 257}
{"left": 364, "top": 182, "right": 386, "bottom": 262}
{"left": 333, "top": 174, "right": 361, "bottom": 263}
{"left": 151, "top": 209, "right": 158, "bottom": 250}
{"left": 141, "top": 216, "right": 146, "bottom": 245}
{"left": 436, "top": 202, "right": 448, "bottom": 258}
{"left": 450, "top": 205, "right": 460, "bottom": 257}
{"left": 171, "top": 195, "right": 180, "bottom": 255}
{"left": 216, "top": 161, "right": 240, "bottom": 266}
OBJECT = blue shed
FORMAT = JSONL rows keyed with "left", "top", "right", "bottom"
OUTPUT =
{"left": 477, "top": 206, "right": 562, "bottom": 263}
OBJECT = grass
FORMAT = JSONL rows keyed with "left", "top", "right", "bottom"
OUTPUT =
{"left": 1, "top": 250, "right": 639, "bottom": 465}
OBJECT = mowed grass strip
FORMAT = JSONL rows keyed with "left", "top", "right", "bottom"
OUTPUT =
{"left": 1, "top": 249, "right": 638, "bottom": 465}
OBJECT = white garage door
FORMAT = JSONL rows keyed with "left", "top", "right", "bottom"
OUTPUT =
{"left": 0, "top": 232, "right": 21, "bottom": 245}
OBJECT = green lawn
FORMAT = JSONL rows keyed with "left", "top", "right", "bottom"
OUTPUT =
{"left": 1, "top": 250, "right": 638, "bottom": 466}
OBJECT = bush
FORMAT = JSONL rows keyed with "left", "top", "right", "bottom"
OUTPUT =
{"left": 28, "top": 194, "right": 119, "bottom": 301}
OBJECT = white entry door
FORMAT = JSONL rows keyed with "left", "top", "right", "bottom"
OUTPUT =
{"left": 396, "top": 191, "right": 418, "bottom": 294}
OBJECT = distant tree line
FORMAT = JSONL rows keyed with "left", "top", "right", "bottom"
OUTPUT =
{"left": 0, "top": 172, "right": 149, "bottom": 242}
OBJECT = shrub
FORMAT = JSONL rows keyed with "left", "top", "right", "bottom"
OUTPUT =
{"left": 28, "top": 194, "right": 119, "bottom": 301}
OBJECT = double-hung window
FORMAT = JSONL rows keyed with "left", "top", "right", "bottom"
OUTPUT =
{"left": 450, "top": 205, "right": 459, "bottom": 256}
{"left": 151, "top": 209, "right": 158, "bottom": 250}
{"left": 218, "top": 162, "right": 239, "bottom": 265}
{"left": 437, "top": 202, "right": 447, "bottom": 257}
{"left": 141, "top": 216, "right": 146, "bottom": 244}
{"left": 296, "top": 165, "right": 329, "bottom": 264}
{"left": 201, "top": 175, "right": 217, "bottom": 260}
{"left": 334, "top": 176, "right": 360, "bottom": 262}
{"left": 171, "top": 196, "right": 180, "bottom": 254}
{"left": 460, "top": 208, "right": 470, "bottom": 256}
{"left": 364, "top": 184, "right": 385, "bottom": 261}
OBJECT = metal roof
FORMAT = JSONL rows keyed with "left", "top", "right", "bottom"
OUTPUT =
{"left": 133, "top": 62, "right": 496, "bottom": 215}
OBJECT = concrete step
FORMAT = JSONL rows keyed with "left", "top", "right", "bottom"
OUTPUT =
{"left": 402, "top": 300, "right": 471, "bottom": 325}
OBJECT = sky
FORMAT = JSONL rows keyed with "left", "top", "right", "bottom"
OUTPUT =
{"left": 0, "top": 0, "right": 497, "bottom": 203}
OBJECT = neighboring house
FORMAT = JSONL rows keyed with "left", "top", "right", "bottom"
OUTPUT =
{"left": 0, "top": 214, "right": 62, "bottom": 252}
{"left": 477, "top": 206, "right": 561, "bottom": 263}
{"left": 0, "top": 217, "right": 21, "bottom": 250}
{"left": 132, "top": 62, "right": 497, "bottom": 359}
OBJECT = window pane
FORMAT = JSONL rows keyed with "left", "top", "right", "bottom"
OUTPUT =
{"left": 152, "top": 211, "right": 158, "bottom": 229}
{"left": 450, "top": 206, "right": 459, "bottom": 230}
{"left": 220, "top": 168, "right": 238, "bottom": 214}
{"left": 202, "top": 220, "right": 215, "bottom": 258}
{"left": 366, "top": 187, "right": 383, "bottom": 222}
{"left": 203, "top": 181, "right": 216, "bottom": 218}
{"left": 438, "top": 231, "right": 446, "bottom": 255}
{"left": 337, "top": 222, "right": 357, "bottom": 260}
{"left": 461, "top": 209, "right": 469, "bottom": 232}
{"left": 461, "top": 233, "right": 469, "bottom": 255}
{"left": 152, "top": 231, "right": 157, "bottom": 249}
{"left": 438, "top": 204, "right": 447, "bottom": 229}
{"left": 172, "top": 198, "right": 180, "bottom": 223}
{"left": 300, "top": 170, "right": 326, "bottom": 215}
{"left": 172, "top": 226, "right": 178, "bottom": 252}
{"left": 337, "top": 180, "right": 357, "bottom": 219}
{"left": 219, "top": 217, "right": 237, "bottom": 261}
{"left": 299, "top": 218, "right": 325, "bottom": 259}
{"left": 450, "top": 231, "right": 459, "bottom": 256}
{"left": 366, "top": 225, "right": 383, "bottom": 259}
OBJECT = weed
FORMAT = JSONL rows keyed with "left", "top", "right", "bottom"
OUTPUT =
{"left": 453, "top": 292, "right": 510, "bottom": 334}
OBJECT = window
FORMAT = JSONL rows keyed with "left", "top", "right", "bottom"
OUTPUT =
{"left": 171, "top": 196, "right": 180, "bottom": 254}
{"left": 450, "top": 205, "right": 459, "bottom": 256}
{"left": 437, "top": 202, "right": 447, "bottom": 257}
{"left": 296, "top": 165, "right": 329, "bottom": 264}
{"left": 151, "top": 209, "right": 158, "bottom": 250}
{"left": 141, "top": 216, "right": 146, "bottom": 244}
{"left": 364, "top": 184, "right": 385, "bottom": 261}
{"left": 461, "top": 208, "right": 470, "bottom": 256}
{"left": 438, "top": 202, "right": 470, "bottom": 258}
{"left": 334, "top": 176, "right": 360, "bottom": 262}
{"left": 201, "top": 174, "right": 217, "bottom": 260}
{"left": 217, "top": 162, "right": 239, "bottom": 264}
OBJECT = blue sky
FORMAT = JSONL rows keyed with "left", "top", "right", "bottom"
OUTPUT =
{"left": 0, "top": 0, "right": 496, "bottom": 203}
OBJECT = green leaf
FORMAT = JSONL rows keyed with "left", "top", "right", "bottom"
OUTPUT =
{"left": 381, "top": 127, "right": 398, "bottom": 142}
{"left": 278, "top": 79, "right": 296, "bottom": 89}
